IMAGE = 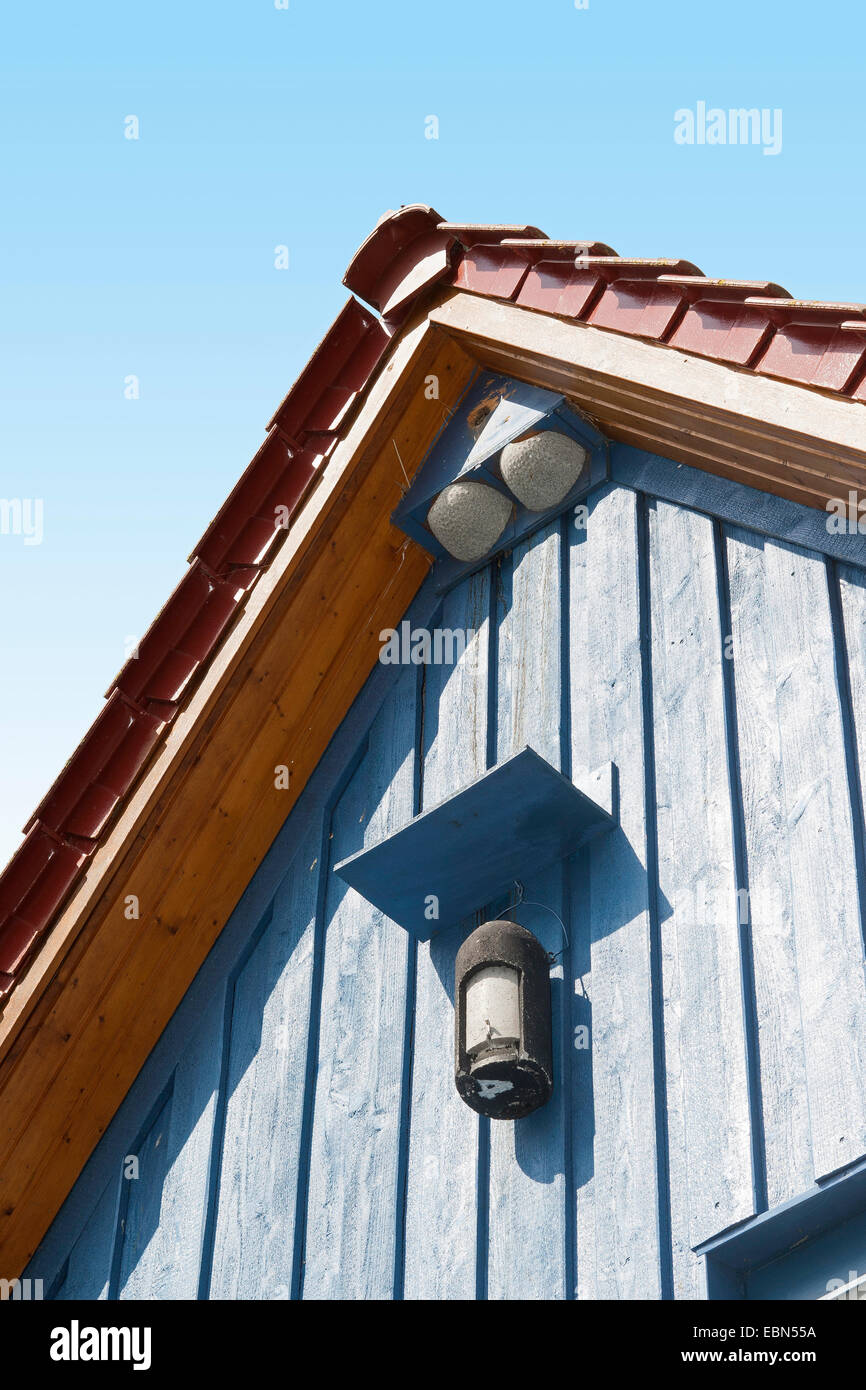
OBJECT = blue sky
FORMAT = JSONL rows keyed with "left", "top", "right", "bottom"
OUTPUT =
{"left": 1, "top": 0, "right": 864, "bottom": 867}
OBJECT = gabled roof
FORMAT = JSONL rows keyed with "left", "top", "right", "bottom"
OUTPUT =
{"left": 2, "top": 205, "right": 864, "bottom": 1011}
{"left": 2, "top": 205, "right": 865, "bottom": 1277}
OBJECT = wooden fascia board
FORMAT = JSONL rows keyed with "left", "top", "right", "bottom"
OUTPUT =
{"left": 428, "top": 292, "right": 866, "bottom": 511}
{"left": 0, "top": 313, "right": 476, "bottom": 1277}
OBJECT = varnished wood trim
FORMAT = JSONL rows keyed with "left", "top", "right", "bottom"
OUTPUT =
{"left": 0, "top": 315, "right": 476, "bottom": 1277}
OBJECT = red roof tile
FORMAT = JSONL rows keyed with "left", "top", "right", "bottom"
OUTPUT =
{"left": 661, "top": 278, "right": 789, "bottom": 367}
{"left": 744, "top": 299, "right": 866, "bottom": 393}
{"left": 1, "top": 205, "right": 863, "bottom": 1006}
{"left": 343, "top": 205, "right": 453, "bottom": 324}
{"left": 581, "top": 258, "right": 701, "bottom": 341}
{"left": 507, "top": 240, "right": 617, "bottom": 319}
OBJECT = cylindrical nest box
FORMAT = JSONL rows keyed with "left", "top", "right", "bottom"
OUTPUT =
{"left": 454, "top": 919, "right": 553, "bottom": 1120}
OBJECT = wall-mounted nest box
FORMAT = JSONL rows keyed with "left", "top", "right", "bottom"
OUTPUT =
{"left": 392, "top": 373, "right": 607, "bottom": 588}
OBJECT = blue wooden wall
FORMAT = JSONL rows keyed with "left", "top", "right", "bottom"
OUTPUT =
{"left": 30, "top": 446, "right": 866, "bottom": 1300}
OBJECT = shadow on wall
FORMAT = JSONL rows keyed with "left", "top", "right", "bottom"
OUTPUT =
{"left": 427, "top": 823, "right": 666, "bottom": 1187}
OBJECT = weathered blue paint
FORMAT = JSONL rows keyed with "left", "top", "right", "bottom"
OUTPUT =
{"left": 612, "top": 445, "right": 866, "bottom": 567}
{"left": 334, "top": 747, "right": 616, "bottom": 940}
{"left": 700, "top": 1155, "right": 866, "bottom": 1300}
{"left": 28, "top": 441, "right": 866, "bottom": 1302}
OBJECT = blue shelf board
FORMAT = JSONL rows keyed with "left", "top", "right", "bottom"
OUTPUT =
{"left": 333, "top": 747, "right": 617, "bottom": 941}
{"left": 696, "top": 1151, "right": 866, "bottom": 1298}
{"left": 696, "top": 1153, "right": 866, "bottom": 1272}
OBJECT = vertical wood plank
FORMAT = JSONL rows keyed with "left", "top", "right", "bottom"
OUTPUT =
{"left": 649, "top": 500, "right": 753, "bottom": 1297}
{"left": 37, "top": 488, "right": 866, "bottom": 1304}
{"left": 838, "top": 564, "right": 866, "bottom": 929}
{"left": 301, "top": 668, "right": 418, "bottom": 1298}
{"left": 569, "top": 484, "right": 663, "bottom": 1299}
{"left": 116, "top": 996, "right": 225, "bottom": 1300}
{"left": 53, "top": 1179, "right": 119, "bottom": 1300}
{"left": 207, "top": 833, "right": 321, "bottom": 1299}
{"left": 488, "top": 522, "right": 568, "bottom": 1301}
{"left": 116, "top": 1088, "right": 175, "bottom": 1298}
{"left": 726, "top": 528, "right": 812, "bottom": 1205}
{"left": 403, "top": 570, "right": 490, "bottom": 1300}
{"left": 729, "top": 538, "right": 866, "bottom": 1187}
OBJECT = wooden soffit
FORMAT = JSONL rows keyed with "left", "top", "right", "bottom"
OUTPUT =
{"left": 429, "top": 291, "right": 866, "bottom": 512}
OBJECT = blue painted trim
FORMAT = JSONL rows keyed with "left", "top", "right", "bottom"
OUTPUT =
{"left": 392, "top": 943, "right": 418, "bottom": 1301}
{"left": 558, "top": 509, "right": 577, "bottom": 1302}
{"left": 827, "top": 559, "right": 866, "bottom": 958}
{"left": 696, "top": 1154, "right": 866, "bottom": 1275}
{"left": 196, "top": 900, "right": 275, "bottom": 1299}
{"left": 705, "top": 1258, "right": 746, "bottom": 1300}
{"left": 392, "top": 662, "right": 425, "bottom": 1300}
{"left": 109, "top": 1072, "right": 176, "bottom": 1300}
{"left": 290, "top": 814, "right": 332, "bottom": 1302}
{"left": 475, "top": 1115, "right": 490, "bottom": 1301}
{"left": 637, "top": 493, "right": 675, "bottom": 1300}
{"left": 560, "top": 849, "right": 577, "bottom": 1302}
{"left": 611, "top": 444, "right": 866, "bottom": 567}
{"left": 714, "top": 520, "right": 768, "bottom": 1216}
{"left": 292, "top": 736, "right": 374, "bottom": 1301}
{"left": 475, "top": 559, "right": 501, "bottom": 1302}
{"left": 558, "top": 510, "right": 574, "bottom": 784}
{"left": 333, "top": 747, "right": 617, "bottom": 940}
{"left": 46, "top": 1256, "right": 70, "bottom": 1303}
{"left": 485, "top": 556, "right": 501, "bottom": 771}
{"left": 26, "top": 573, "right": 449, "bottom": 1291}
